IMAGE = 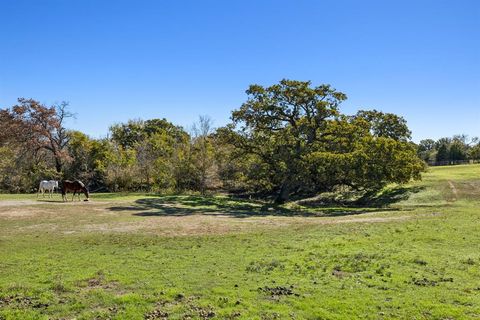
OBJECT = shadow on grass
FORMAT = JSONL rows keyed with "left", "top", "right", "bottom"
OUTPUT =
{"left": 36, "top": 199, "right": 62, "bottom": 203}
{"left": 358, "top": 186, "right": 426, "bottom": 207}
{"left": 107, "top": 194, "right": 402, "bottom": 219}
{"left": 297, "top": 185, "right": 425, "bottom": 208}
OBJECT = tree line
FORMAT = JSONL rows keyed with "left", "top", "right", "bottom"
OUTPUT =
{"left": 0, "top": 80, "right": 426, "bottom": 203}
{"left": 417, "top": 135, "right": 480, "bottom": 165}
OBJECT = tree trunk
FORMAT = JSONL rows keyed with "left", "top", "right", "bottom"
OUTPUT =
{"left": 275, "top": 182, "right": 290, "bottom": 204}
{"left": 55, "top": 157, "right": 62, "bottom": 174}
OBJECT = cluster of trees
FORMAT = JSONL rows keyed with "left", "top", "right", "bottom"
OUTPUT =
{"left": 417, "top": 135, "right": 480, "bottom": 164}
{"left": 0, "top": 99, "right": 218, "bottom": 194}
{"left": 0, "top": 80, "right": 426, "bottom": 202}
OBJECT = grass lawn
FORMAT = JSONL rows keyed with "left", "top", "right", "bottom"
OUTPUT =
{"left": 1, "top": 165, "right": 480, "bottom": 319}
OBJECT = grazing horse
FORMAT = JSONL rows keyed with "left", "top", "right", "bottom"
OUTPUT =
{"left": 37, "top": 180, "right": 58, "bottom": 198}
{"left": 62, "top": 180, "right": 89, "bottom": 201}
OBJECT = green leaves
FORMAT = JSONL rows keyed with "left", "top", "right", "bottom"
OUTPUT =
{"left": 354, "top": 110, "right": 412, "bottom": 141}
{"left": 224, "top": 79, "right": 425, "bottom": 202}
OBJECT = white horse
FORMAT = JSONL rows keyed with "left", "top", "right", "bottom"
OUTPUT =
{"left": 37, "top": 180, "right": 59, "bottom": 198}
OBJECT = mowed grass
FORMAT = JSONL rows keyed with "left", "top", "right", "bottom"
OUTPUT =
{"left": 1, "top": 165, "right": 480, "bottom": 319}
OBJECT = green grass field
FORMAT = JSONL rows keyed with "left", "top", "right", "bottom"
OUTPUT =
{"left": 1, "top": 165, "right": 480, "bottom": 319}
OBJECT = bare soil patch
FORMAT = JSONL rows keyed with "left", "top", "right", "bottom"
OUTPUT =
{"left": 0, "top": 198, "right": 418, "bottom": 237}
{"left": 0, "top": 200, "right": 39, "bottom": 207}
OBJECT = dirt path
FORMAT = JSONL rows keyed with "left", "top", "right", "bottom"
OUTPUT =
{"left": 448, "top": 180, "right": 458, "bottom": 201}
{"left": 0, "top": 199, "right": 91, "bottom": 207}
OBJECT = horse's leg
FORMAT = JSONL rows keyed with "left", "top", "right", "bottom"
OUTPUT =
{"left": 72, "top": 191, "right": 75, "bottom": 202}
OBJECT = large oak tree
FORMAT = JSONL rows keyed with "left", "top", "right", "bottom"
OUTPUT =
{"left": 220, "top": 79, "right": 425, "bottom": 203}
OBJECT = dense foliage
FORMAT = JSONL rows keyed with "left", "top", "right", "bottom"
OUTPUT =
{"left": 0, "top": 80, "right": 426, "bottom": 201}
{"left": 218, "top": 80, "right": 424, "bottom": 202}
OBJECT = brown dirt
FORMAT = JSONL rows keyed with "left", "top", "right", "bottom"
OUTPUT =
{"left": 0, "top": 206, "right": 45, "bottom": 218}
{"left": 0, "top": 200, "right": 40, "bottom": 207}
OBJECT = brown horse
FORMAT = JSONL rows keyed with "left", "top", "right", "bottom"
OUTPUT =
{"left": 62, "top": 180, "right": 89, "bottom": 201}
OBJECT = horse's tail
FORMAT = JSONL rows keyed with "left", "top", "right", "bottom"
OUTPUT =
{"left": 60, "top": 181, "right": 68, "bottom": 201}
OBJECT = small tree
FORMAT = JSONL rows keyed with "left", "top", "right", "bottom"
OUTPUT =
{"left": 191, "top": 116, "right": 216, "bottom": 194}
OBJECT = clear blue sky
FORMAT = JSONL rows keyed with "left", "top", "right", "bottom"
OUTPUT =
{"left": 1, "top": 0, "right": 479, "bottom": 142}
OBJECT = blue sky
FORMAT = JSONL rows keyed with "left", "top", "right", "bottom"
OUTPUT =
{"left": 0, "top": 0, "right": 479, "bottom": 142}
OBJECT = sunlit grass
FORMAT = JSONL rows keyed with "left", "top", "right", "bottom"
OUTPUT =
{"left": 1, "top": 165, "right": 480, "bottom": 319}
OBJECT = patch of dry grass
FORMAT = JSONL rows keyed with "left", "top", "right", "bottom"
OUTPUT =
{"left": 0, "top": 198, "right": 413, "bottom": 238}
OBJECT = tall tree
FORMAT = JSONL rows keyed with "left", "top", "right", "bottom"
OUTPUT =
{"left": 417, "top": 139, "right": 436, "bottom": 162}
{"left": 228, "top": 79, "right": 345, "bottom": 202}
{"left": 0, "top": 98, "right": 74, "bottom": 174}
{"left": 191, "top": 115, "right": 216, "bottom": 194}
{"left": 435, "top": 138, "right": 451, "bottom": 162}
